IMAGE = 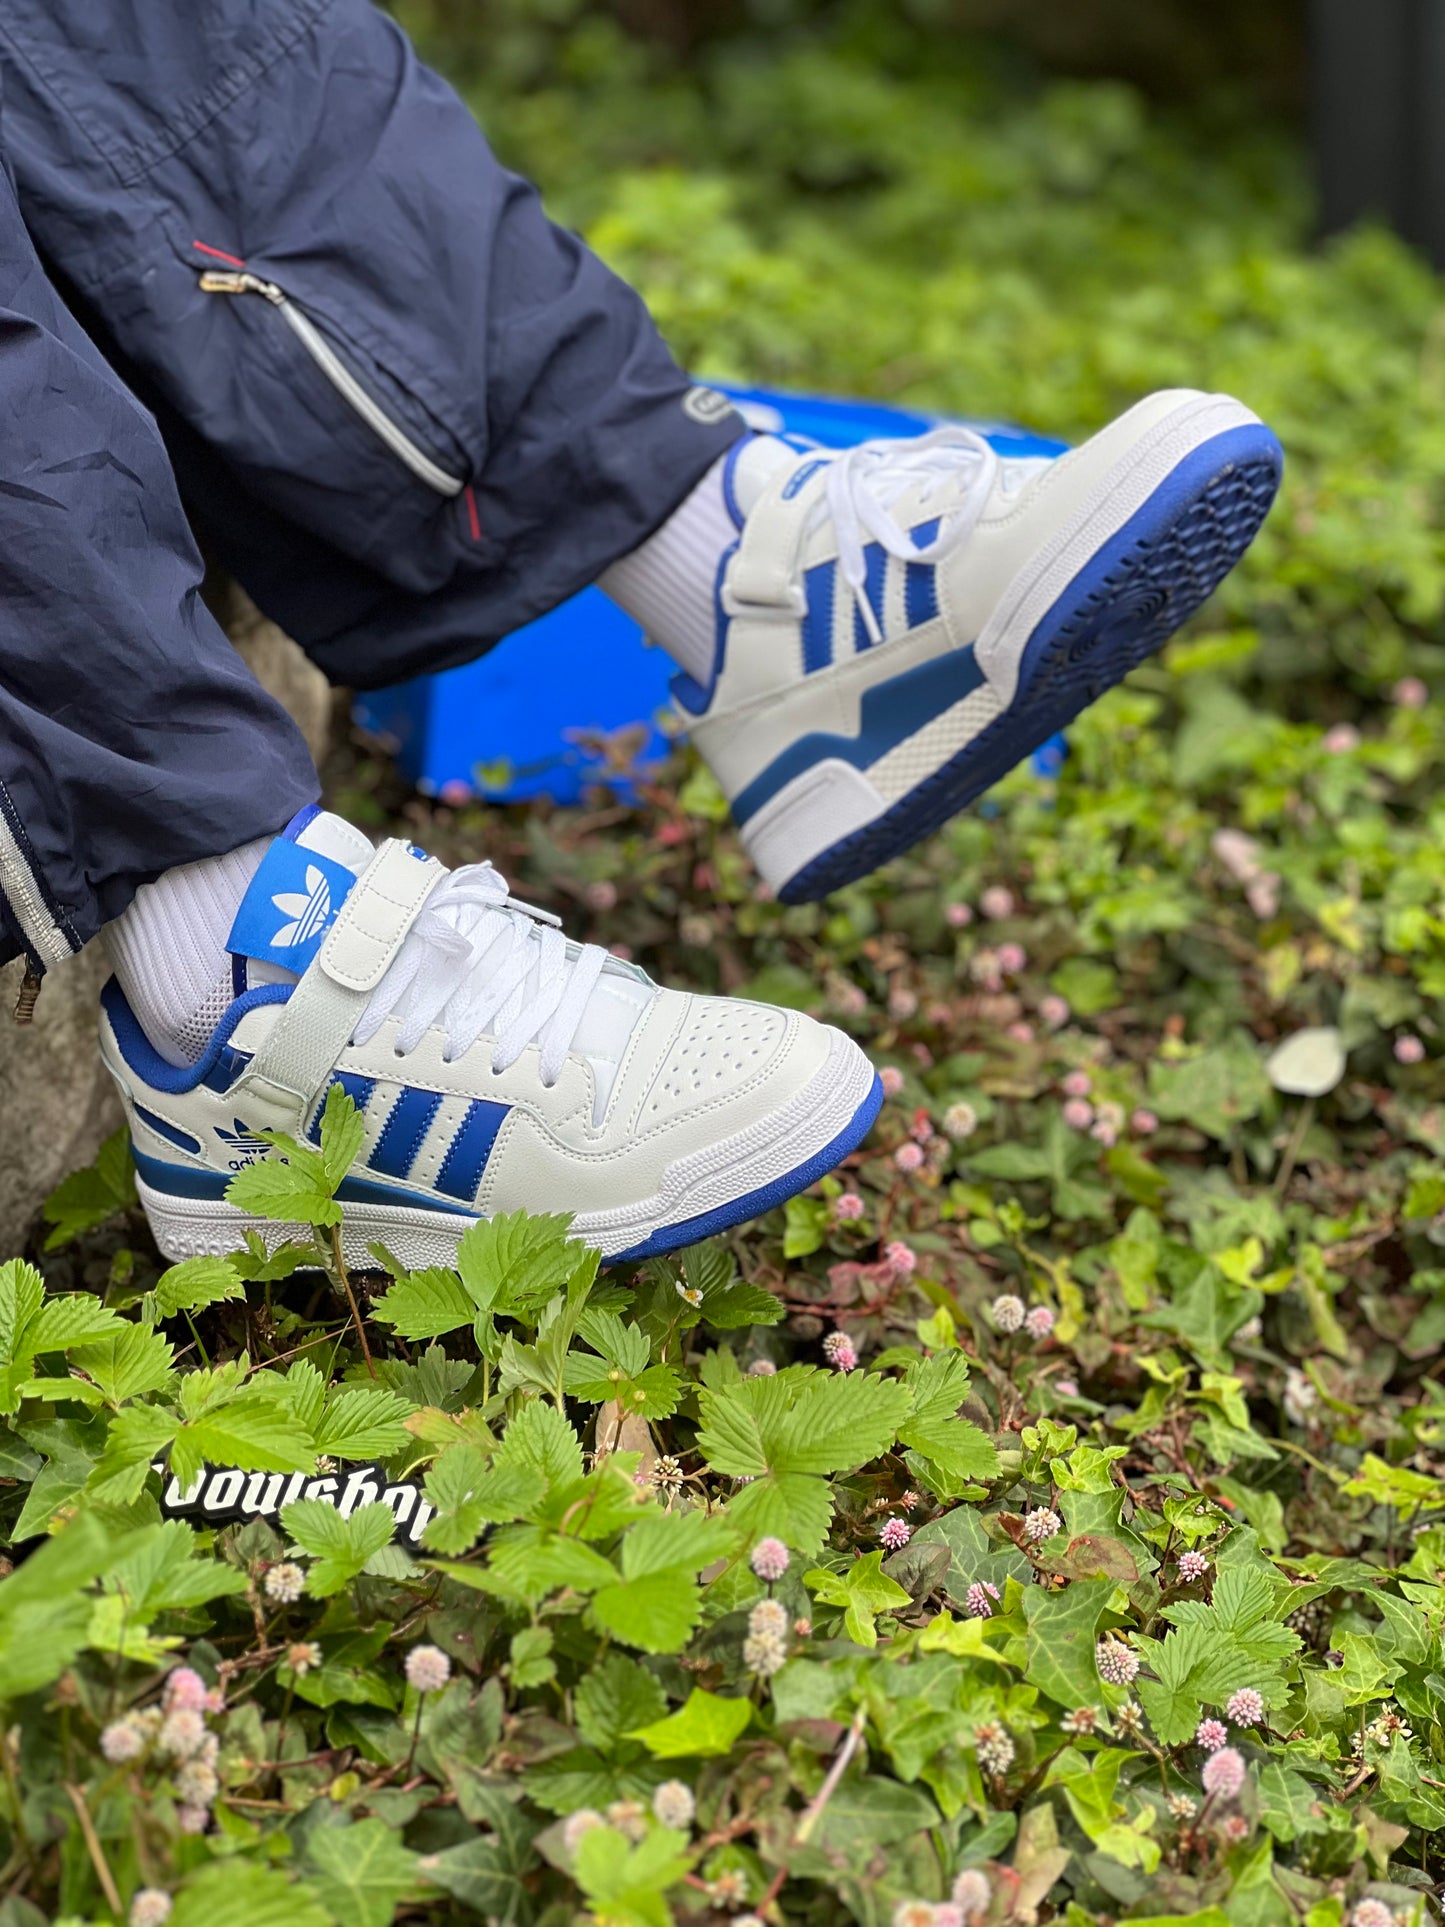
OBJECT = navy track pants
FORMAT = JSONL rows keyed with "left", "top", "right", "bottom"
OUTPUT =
{"left": 0, "top": 0, "right": 743, "bottom": 970}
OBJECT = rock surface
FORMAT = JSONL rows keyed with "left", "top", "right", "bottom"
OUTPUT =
{"left": 0, "top": 593, "right": 331, "bottom": 1254}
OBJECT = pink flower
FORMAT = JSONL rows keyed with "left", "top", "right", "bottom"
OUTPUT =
{"left": 1006, "top": 1021, "right": 1034, "bottom": 1043}
{"left": 946, "top": 902, "right": 974, "bottom": 928}
{"left": 952, "top": 1870, "right": 992, "bottom": 1922}
{"left": 996, "top": 942, "right": 1027, "bottom": 975}
{"left": 834, "top": 1192, "right": 865, "bottom": 1220}
{"left": 879, "top": 1518, "right": 912, "bottom": 1551}
{"left": 990, "top": 1294, "right": 1025, "bottom": 1333}
{"left": 823, "top": 1330, "right": 858, "bottom": 1373}
{"left": 163, "top": 1669, "right": 208, "bottom": 1714}
{"left": 1023, "top": 1507, "right": 1061, "bottom": 1543}
{"left": 584, "top": 879, "right": 618, "bottom": 913}
{"left": 885, "top": 1240, "right": 918, "bottom": 1275}
{"left": 894, "top": 1142, "right": 925, "bottom": 1173}
{"left": 964, "top": 1581, "right": 999, "bottom": 1618}
{"left": 1394, "top": 1034, "right": 1425, "bottom": 1064}
{"left": 889, "top": 986, "right": 919, "bottom": 1021}
{"left": 1352, "top": 1902, "right": 1397, "bottom": 1927}
{"left": 1323, "top": 722, "right": 1360, "bottom": 754}
{"left": 747, "top": 1358, "right": 777, "bottom": 1376}
{"left": 1393, "top": 675, "right": 1428, "bottom": 708}
{"left": 1246, "top": 873, "right": 1281, "bottom": 919}
{"left": 1061, "top": 1070, "right": 1092, "bottom": 1098}
{"left": 980, "top": 886, "right": 1015, "bottom": 920}
{"left": 609, "top": 943, "right": 633, "bottom": 961}
{"left": 1055, "top": 1378, "right": 1078, "bottom": 1397}
{"left": 1039, "top": 995, "right": 1070, "bottom": 1029}
{"left": 1131, "top": 1108, "right": 1159, "bottom": 1136}
{"left": 405, "top": 1645, "right": 452, "bottom": 1695}
{"left": 1089, "top": 1120, "right": 1117, "bottom": 1147}
{"left": 751, "top": 1538, "right": 790, "bottom": 1582}
{"left": 879, "top": 1066, "right": 905, "bottom": 1098}
{"left": 1178, "top": 1550, "right": 1209, "bottom": 1583}
{"left": 968, "top": 950, "right": 1003, "bottom": 990}
{"left": 1226, "top": 1688, "right": 1265, "bottom": 1726}
{"left": 1024, "top": 1305, "right": 1055, "bottom": 1340}
{"left": 438, "top": 778, "right": 472, "bottom": 806}
{"left": 831, "top": 979, "right": 867, "bottom": 1017}
{"left": 1096, "top": 1639, "right": 1140, "bottom": 1686}
{"left": 1062, "top": 1098, "right": 1093, "bottom": 1130}
{"left": 1196, "top": 1718, "right": 1228, "bottom": 1752}
{"left": 176, "top": 1805, "right": 210, "bottom": 1835}
{"left": 910, "top": 1111, "right": 934, "bottom": 1143}
{"left": 1201, "top": 1746, "right": 1246, "bottom": 1799}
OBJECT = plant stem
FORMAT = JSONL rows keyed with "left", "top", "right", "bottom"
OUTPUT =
{"left": 326, "top": 1222, "right": 376, "bottom": 1378}
{"left": 63, "top": 1782, "right": 122, "bottom": 1917}
{"left": 793, "top": 1706, "right": 866, "bottom": 1846}
{"left": 1, "top": 1731, "right": 37, "bottom": 1891}
{"left": 1274, "top": 1095, "right": 1315, "bottom": 1197}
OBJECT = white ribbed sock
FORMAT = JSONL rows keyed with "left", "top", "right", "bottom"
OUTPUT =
{"left": 103, "top": 838, "right": 272, "bottom": 1067}
{"left": 599, "top": 447, "right": 743, "bottom": 685}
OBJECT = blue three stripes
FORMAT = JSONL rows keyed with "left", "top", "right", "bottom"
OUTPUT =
{"left": 309, "top": 1074, "right": 509, "bottom": 1204}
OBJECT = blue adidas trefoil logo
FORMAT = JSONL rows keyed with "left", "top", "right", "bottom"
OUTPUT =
{"left": 215, "top": 1119, "right": 272, "bottom": 1172}
{"left": 270, "top": 865, "right": 335, "bottom": 949}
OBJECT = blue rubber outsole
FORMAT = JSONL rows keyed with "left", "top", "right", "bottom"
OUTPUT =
{"left": 608, "top": 1071, "right": 885, "bottom": 1264}
{"left": 779, "top": 423, "right": 1283, "bottom": 904}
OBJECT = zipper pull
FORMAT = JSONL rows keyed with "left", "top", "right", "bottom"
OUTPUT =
{"left": 198, "top": 269, "right": 284, "bottom": 304}
{"left": 13, "top": 969, "right": 40, "bottom": 1025}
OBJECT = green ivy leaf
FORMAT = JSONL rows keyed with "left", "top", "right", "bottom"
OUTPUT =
{"left": 1022, "top": 1578, "right": 1115, "bottom": 1709}
{"left": 306, "top": 1817, "right": 420, "bottom": 1927}
{"left": 628, "top": 1686, "right": 752, "bottom": 1759}
{"left": 805, "top": 1550, "right": 912, "bottom": 1646}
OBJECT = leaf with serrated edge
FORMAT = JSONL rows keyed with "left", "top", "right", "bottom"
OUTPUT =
{"left": 154, "top": 1255, "right": 245, "bottom": 1319}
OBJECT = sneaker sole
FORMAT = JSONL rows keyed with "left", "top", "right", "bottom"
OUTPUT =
{"left": 133, "top": 1072, "right": 884, "bottom": 1272}
{"left": 768, "top": 415, "right": 1282, "bottom": 903}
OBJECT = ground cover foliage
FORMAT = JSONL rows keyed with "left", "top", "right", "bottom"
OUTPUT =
{"left": 3, "top": 9, "right": 1445, "bottom": 1926}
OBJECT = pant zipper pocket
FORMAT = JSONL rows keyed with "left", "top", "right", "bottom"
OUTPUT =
{"left": 198, "top": 270, "right": 465, "bottom": 498}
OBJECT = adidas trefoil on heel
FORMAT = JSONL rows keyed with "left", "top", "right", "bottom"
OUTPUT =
{"left": 678, "top": 390, "right": 1282, "bottom": 902}
{"left": 99, "top": 809, "right": 881, "bottom": 1268}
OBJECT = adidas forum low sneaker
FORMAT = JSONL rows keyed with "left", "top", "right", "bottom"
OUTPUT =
{"left": 99, "top": 810, "right": 881, "bottom": 1267}
{"left": 679, "top": 391, "right": 1282, "bottom": 902}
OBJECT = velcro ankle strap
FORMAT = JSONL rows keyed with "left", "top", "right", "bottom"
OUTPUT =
{"left": 723, "top": 454, "right": 829, "bottom": 613}
{"left": 317, "top": 841, "right": 445, "bottom": 992}
{"left": 232, "top": 841, "right": 445, "bottom": 1136}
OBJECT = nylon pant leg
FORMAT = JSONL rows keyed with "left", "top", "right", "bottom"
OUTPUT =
{"left": 0, "top": 155, "right": 319, "bottom": 972}
{"left": 0, "top": 0, "right": 746, "bottom": 689}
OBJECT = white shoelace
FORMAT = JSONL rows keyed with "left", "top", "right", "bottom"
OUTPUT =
{"left": 819, "top": 425, "right": 1000, "bottom": 646}
{"left": 352, "top": 862, "right": 608, "bottom": 1087}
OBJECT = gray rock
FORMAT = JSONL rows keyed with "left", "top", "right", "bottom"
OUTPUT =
{"left": 0, "top": 944, "right": 122, "bottom": 1253}
{"left": 0, "top": 589, "right": 332, "bottom": 1254}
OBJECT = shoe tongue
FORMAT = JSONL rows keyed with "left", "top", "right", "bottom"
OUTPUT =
{"left": 293, "top": 807, "right": 375, "bottom": 875}
{"left": 728, "top": 433, "right": 812, "bottom": 521}
{"left": 226, "top": 807, "right": 375, "bottom": 979}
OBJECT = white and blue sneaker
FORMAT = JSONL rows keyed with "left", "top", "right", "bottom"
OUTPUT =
{"left": 99, "top": 810, "right": 880, "bottom": 1268}
{"left": 680, "top": 390, "right": 1282, "bottom": 901}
